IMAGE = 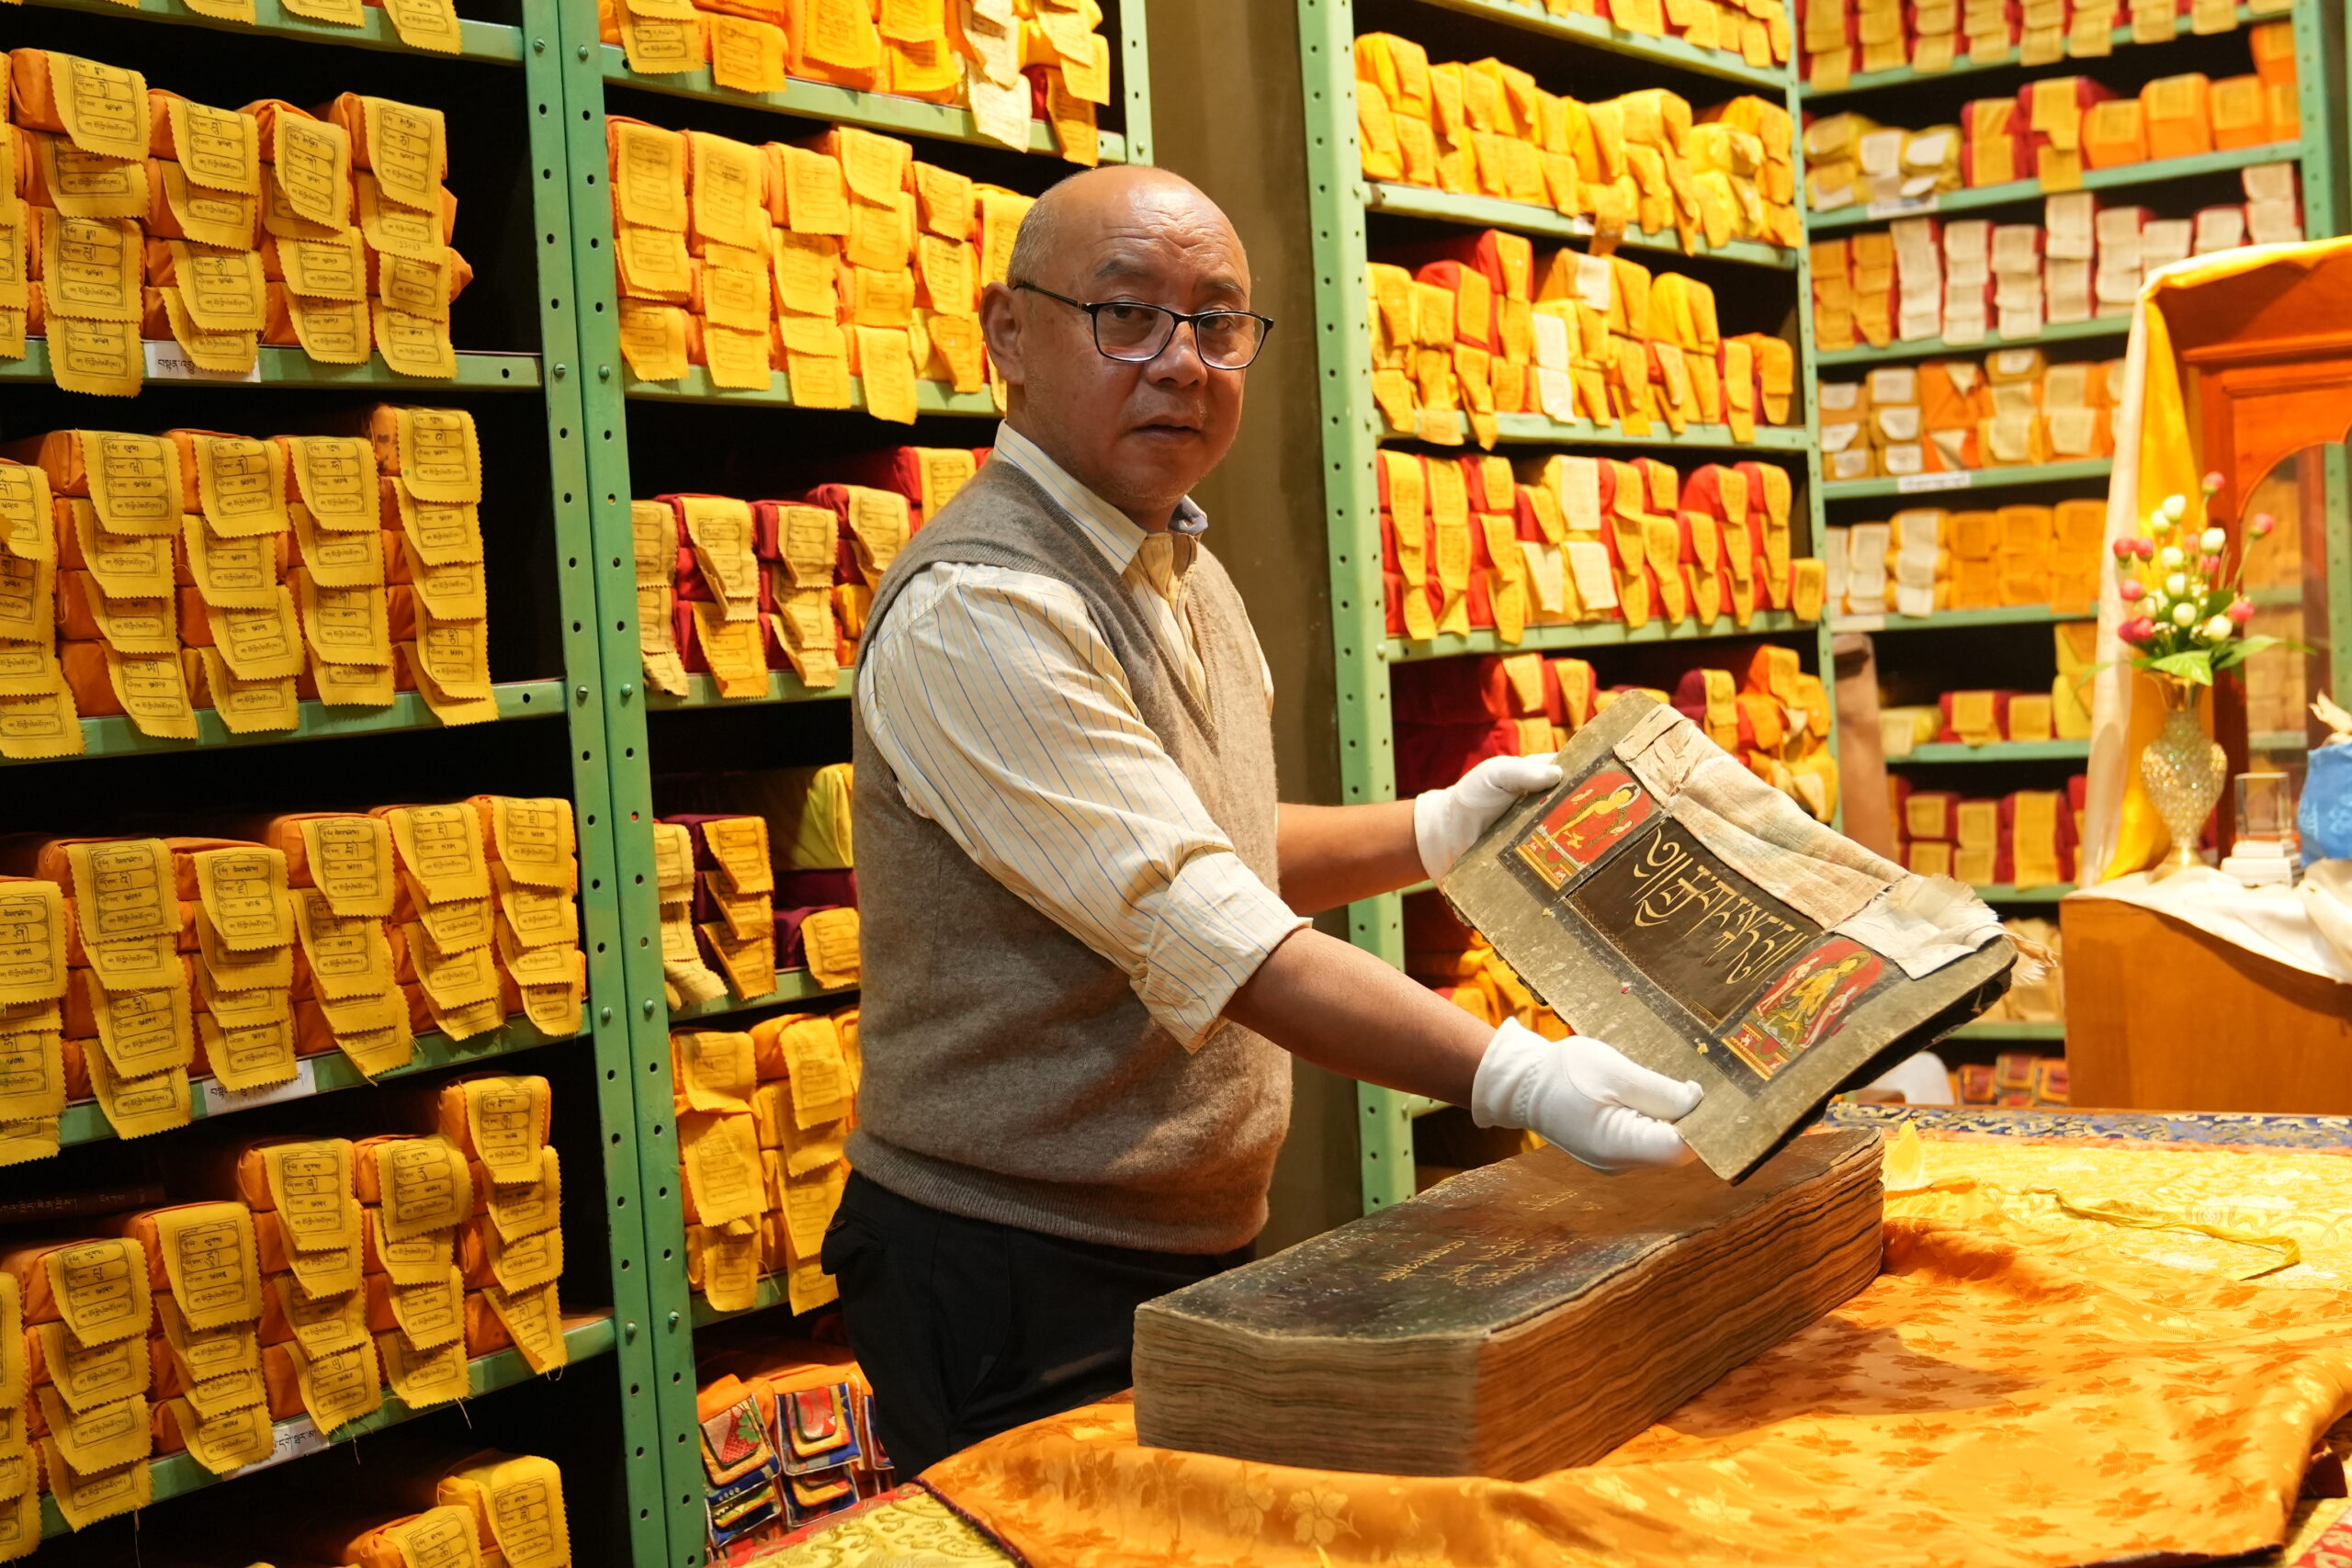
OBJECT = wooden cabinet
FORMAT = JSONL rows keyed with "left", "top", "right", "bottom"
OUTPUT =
{"left": 2062, "top": 896, "right": 2352, "bottom": 1113}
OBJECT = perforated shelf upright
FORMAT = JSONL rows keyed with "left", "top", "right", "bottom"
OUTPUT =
{"left": 1295, "top": 0, "right": 1832, "bottom": 1217}
{"left": 538, "top": 12, "right": 1155, "bottom": 1562}
{"left": 0, "top": 0, "right": 672, "bottom": 1561}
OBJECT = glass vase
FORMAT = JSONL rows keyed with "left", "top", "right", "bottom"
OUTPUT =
{"left": 2141, "top": 680, "right": 2227, "bottom": 876}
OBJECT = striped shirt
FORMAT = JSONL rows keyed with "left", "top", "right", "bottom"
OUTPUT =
{"left": 856, "top": 428, "right": 1306, "bottom": 1050}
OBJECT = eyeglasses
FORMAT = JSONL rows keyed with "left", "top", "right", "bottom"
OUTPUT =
{"left": 1013, "top": 282, "right": 1272, "bottom": 370}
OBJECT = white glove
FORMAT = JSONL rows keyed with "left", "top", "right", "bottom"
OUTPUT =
{"left": 1414, "top": 755, "right": 1563, "bottom": 883}
{"left": 1471, "top": 1019, "right": 1703, "bottom": 1172}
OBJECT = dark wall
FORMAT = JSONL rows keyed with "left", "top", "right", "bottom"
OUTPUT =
{"left": 1147, "top": 0, "right": 1365, "bottom": 1253}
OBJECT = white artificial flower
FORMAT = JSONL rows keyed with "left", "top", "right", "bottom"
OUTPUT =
{"left": 2202, "top": 615, "right": 2234, "bottom": 640}
{"left": 2162, "top": 494, "right": 2188, "bottom": 521}
{"left": 2159, "top": 545, "right": 2186, "bottom": 570}
{"left": 2172, "top": 603, "right": 2199, "bottom": 626}
{"left": 2165, "top": 571, "right": 2188, "bottom": 597}
{"left": 2199, "top": 527, "right": 2227, "bottom": 554}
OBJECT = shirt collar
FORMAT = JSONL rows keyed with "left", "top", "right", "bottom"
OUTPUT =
{"left": 992, "top": 424, "right": 1209, "bottom": 577}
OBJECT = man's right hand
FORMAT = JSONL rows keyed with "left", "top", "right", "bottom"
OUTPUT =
{"left": 1471, "top": 1020, "right": 1703, "bottom": 1172}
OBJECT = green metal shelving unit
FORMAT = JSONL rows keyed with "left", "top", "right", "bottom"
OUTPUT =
{"left": 4, "top": 0, "right": 670, "bottom": 1559}
{"left": 1797, "top": 0, "right": 2348, "bottom": 1059}
{"left": 1804, "top": 141, "right": 2305, "bottom": 231}
{"left": 1297, "top": 0, "right": 1830, "bottom": 1216}
{"left": 541, "top": 8, "right": 1156, "bottom": 1559}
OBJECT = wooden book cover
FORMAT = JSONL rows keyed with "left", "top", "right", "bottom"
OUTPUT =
{"left": 1134, "top": 1128, "right": 1884, "bottom": 1478}
{"left": 1442, "top": 694, "right": 2013, "bottom": 1181}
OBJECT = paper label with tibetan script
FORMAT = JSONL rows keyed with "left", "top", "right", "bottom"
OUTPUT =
{"left": 190, "top": 849, "right": 293, "bottom": 951}
{"left": 386, "top": 805, "right": 491, "bottom": 903}
{"left": 376, "top": 1135, "right": 474, "bottom": 1241}
{"left": 393, "top": 410, "right": 480, "bottom": 504}
{"left": 296, "top": 817, "right": 396, "bottom": 918}
{"left": 45, "top": 1240, "right": 151, "bottom": 1347}
{"left": 0, "top": 884, "right": 67, "bottom": 1006}
{"left": 152, "top": 1202, "right": 262, "bottom": 1329}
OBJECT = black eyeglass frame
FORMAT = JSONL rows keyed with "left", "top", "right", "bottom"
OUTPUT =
{"left": 1012, "top": 281, "right": 1273, "bottom": 370}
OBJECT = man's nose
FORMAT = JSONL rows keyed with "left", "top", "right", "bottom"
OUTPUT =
{"left": 1143, "top": 318, "right": 1209, "bottom": 385}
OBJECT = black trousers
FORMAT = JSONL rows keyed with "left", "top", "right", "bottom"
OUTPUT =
{"left": 820, "top": 1170, "right": 1251, "bottom": 1477}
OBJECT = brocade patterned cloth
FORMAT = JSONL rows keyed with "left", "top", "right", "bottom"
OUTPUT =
{"left": 764, "top": 1116, "right": 2352, "bottom": 1568}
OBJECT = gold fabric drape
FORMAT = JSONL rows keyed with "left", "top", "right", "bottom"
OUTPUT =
{"left": 855, "top": 1136, "right": 2352, "bottom": 1568}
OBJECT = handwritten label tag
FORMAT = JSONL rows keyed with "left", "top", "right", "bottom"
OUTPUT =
{"left": 227, "top": 1415, "right": 327, "bottom": 1478}
{"left": 1894, "top": 470, "right": 1973, "bottom": 494}
{"left": 145, "top": 340, "right": 262, "bottom": 383}
{"left": 198, "top": 1055, "right": 318, "bottom": 1116}
{"left": 1865, "top": 196, "right": 1939, "bottom": 219}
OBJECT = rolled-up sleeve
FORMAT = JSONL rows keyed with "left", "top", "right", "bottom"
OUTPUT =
{"left": 858, "top": 562, "right": 1306, "bottom": 1049}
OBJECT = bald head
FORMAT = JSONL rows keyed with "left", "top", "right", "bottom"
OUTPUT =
{"left": 1008, "top": 166, "right": 1250, "bottom": 300}
{"left": 979, "top": 166, "right": 1258, "bottom": 531}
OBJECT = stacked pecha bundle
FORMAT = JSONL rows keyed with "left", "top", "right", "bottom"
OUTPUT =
{"left": 673, "top": 1004, "right": 858, "bottom": 1316}
{"left": 1826, "top": 507, "right": 2108, "bottom": 615}
{"left": 368, "top": 405, "right": 493, "bottom": 719}
{"left": 1803, "top": 0, "right": 2291, "bottom": 96}
{"left": 606, "top": 117, "right": 1028, "bottom": 412}
{"left": 658, "top": 814, "right": 778, "bottom": 1007}
{"left": 1804, "top": 33, "right": 2297, "bottom": 202}
{"left": 0, "top": 804, "right": 580, "bottom": 1154}
{"left": 1812, "top": 180, "right": 2295, "bottom": 353}
{"left": 1381, "top": 450, "right": 1815, "bottom": 644}
{"left": 1817, "top": 355, "right": 2124, "bottom": 478}
{"left": 356, "top": 1087, "right": 571, "bottom": 1394}
{"left": 0, "top": 406, "right": 495, "bottom": 759}
{"left": 1393, "top": 645, "right": 1838, "bottom": 824}
{"left": 4, "top": 1231, "right": 168, "bottom": 1529}
{"left": 0, "top": 873, "right": 69, "bottom": 1164}
{"left": 304, "top": 1450, "right": 573, "bottom": 1568}
{"left": 1368, "top": 230, "right": 1797, "bottom": 450}
{"left": 1355, "top": 41, "right": 1797, "bottom": 253}
{"left": 379, "top": 797, "right": 586, "bottom": 1045}
{"left": 1878, "top": 626, "right": 2096, "bottom": 745}
{"left": 193, "top": 1148, "right": 381, "bottom": 1451}
{"left": 5, "top": 51, "right": 470, "bottom": 392}
{"left": 1887, "top": 773, "right": 2087, "bottom": 886}
{"left": 601, "top": 0, "right": 1108, "bottom": 162}
{"left": 696, "top": 1342, "right": 892, "bottom": 1551}
{"left": 629, "top": 446, "right": 978, "bottom": 695}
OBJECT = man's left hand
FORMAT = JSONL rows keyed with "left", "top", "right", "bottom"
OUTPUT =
{"left": 1413, "top": 755, "right": 1563, "bottom": 882}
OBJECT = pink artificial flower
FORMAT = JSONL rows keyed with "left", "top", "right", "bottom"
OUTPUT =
{"left": 2120, "top": 616, "right": 2155, "bottom": 646}
{"left": 2112, "top": 537, "right": 2136, "bottom": 560}
{"left": 2202, "top": 471, "right": 2226, "bottom": 496}
{"left": 2248, "top": 513, "right": 2277, "bottom": 539}
{"left": 2119, "top": 579, "right": 2145, "bottom": 602}
{"left": 2135, "top": 537, "right": 2159, "bottom": 559}
{"left": 2200, "top": 555, "right": 2222, "bottom": 574}
{"left": 2228, "top": 597, "right": 2256, "bottom": 625}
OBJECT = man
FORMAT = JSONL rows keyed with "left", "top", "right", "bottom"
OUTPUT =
{"left": 827, "top": 165, "right": 1704, "bottom": 1476}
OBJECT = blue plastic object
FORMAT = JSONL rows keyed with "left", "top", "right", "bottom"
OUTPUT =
{"left": 2298, "top": 742, "right": 2352, "bottom": 863}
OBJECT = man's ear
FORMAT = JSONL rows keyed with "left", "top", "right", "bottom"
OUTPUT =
{"left": 978, "top": 280, "right": 1023, "bottom": 388}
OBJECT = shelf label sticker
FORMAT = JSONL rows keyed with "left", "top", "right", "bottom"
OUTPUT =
{"left": 1896, "top": 470, "right": 1973, "bottom": 494}
{"left": 199, "top": 1057, "right": 318, "bottom": 1118}
{"left": 1866, "top": 195, "right": 1939, "bottom": 219}
{"left": 230, "top": 1417, "right": 329, "bottom": 1478}
{"left": 144, "top": 340, "right": 264, "bottom": 383}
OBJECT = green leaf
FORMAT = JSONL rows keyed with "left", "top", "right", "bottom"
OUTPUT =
{"left": 2144, "top": 651, "right": 2215, "bottom": 684}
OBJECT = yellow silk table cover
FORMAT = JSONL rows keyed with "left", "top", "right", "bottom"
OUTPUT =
{"left": 865, "top": 1135, "right": 2352, "bottom": 1568}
